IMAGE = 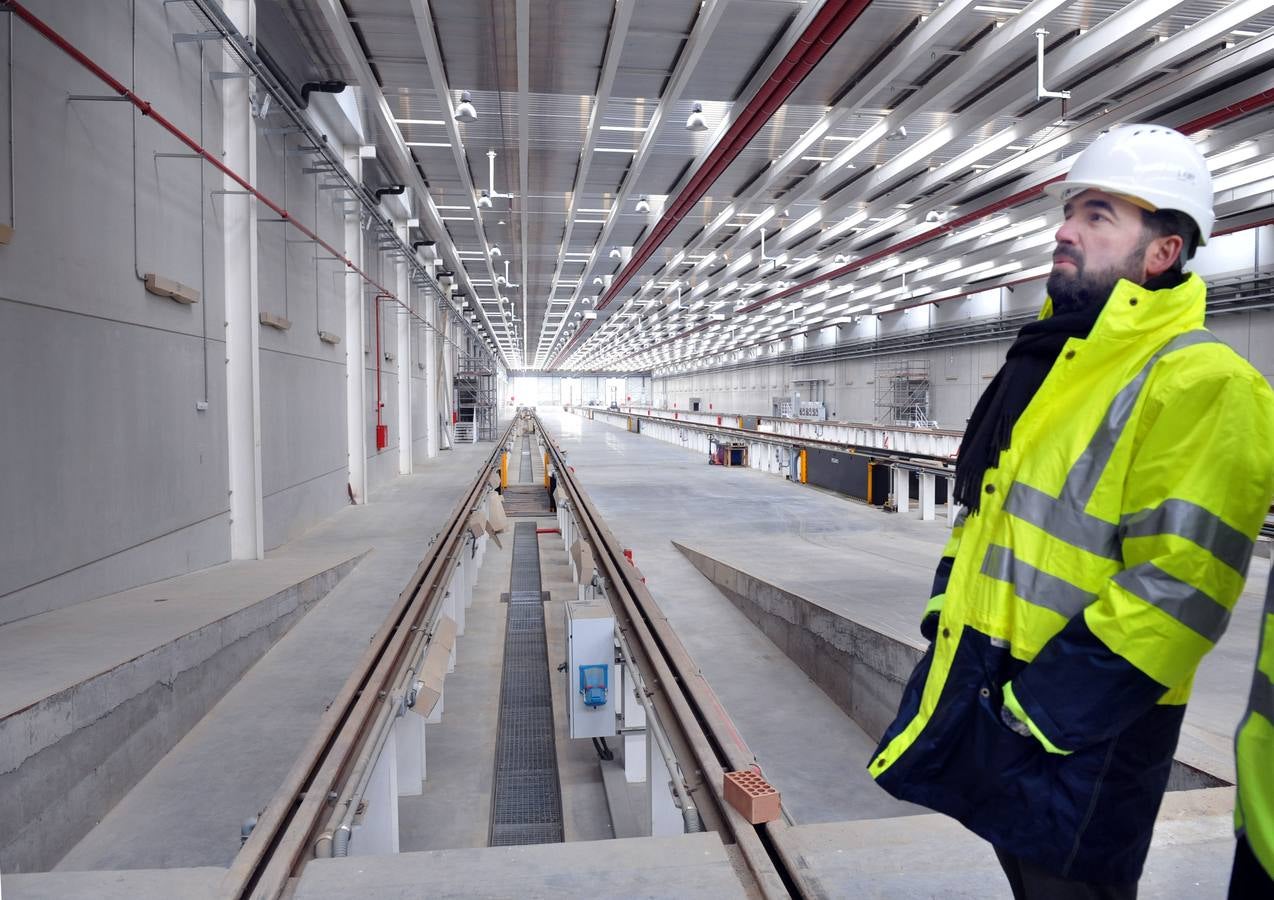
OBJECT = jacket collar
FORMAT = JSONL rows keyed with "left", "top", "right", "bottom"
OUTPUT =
{"left": 1040, "top": 272, "right": 1206, "bottom": 345}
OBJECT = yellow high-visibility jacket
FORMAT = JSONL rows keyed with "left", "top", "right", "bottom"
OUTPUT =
{"left": 1236, "top": 573, "right": 1274, "bottom": 878}
{"left": 870, "top": 273, "right": 1274, "bottom": 883}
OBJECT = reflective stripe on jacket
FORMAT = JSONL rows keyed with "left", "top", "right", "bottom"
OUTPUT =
{"left": 1236, "top": 573, "right": 1274, "bottom": 878}
{"left": 870, "top": 273, "right": 1274, "bottom": 883}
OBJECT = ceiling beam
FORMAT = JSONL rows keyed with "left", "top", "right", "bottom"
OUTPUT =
{"left": 309, "top": 0, "right": 508, "bottom": 361}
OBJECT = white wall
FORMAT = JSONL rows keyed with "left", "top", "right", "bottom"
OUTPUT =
{"left": 256, "top": 118, "right": 350, "bottom": 549}
{"left": 0, "top": 0, "right": 447, "bottom": 622}
{"left": 509, "top": 375, "right": 651, "bottom": 408}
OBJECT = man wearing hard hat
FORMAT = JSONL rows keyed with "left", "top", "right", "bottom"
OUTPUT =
{"left": 868, "top": 123, "right": 1274, "bottom": 898}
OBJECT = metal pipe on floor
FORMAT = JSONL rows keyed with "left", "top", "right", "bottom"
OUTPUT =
{"left": 610, "top": 605, "right": 702, "bottom": 833}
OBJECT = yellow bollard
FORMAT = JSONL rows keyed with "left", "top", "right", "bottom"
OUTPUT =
{"left": 500, "top": 450, "right": 509, "bottom": 490}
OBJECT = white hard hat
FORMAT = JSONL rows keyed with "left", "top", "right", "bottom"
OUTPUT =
{"left": 1044, "top": 124, "right": 1214, "bottom": 245}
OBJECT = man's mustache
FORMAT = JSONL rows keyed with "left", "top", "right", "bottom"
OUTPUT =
{"left": 1052, "top": 246, "right": 1083, "bottom": 267}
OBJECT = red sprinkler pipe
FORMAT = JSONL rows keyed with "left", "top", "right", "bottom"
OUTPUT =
{"left": 548, "top": 0, "right": 874, "bottom": 368}
{"left": 4, "top": 1, "right": 435, "bottom": 338}
{"left": 375, "top": 293, "right": 384, "bottom": 433}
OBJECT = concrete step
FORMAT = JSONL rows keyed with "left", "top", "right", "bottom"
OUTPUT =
{"left": 292, "top": 831, "right": 750, "bottom": 899}
{"left": 785, "top": 787, "right": 1236, "bottom": 898}
{"left": 4, "top": 866, "right": 224, "bottom": 900}
{"left": 0, "top": 548, "right": 364, "bottom": 872}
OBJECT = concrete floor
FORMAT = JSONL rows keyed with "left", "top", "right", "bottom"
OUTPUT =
{"left": 56, "top": 442, "right": 495, "bottom": 871}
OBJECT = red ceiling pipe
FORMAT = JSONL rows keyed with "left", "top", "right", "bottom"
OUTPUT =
{"left": 618, "top": 86, "right": 1274, "bottom": 365}
{"left": 5, "top": 1, "right": 433, "bottom": 334}
{"left": 550, "top": 0, "right": 874, "bottom": 368}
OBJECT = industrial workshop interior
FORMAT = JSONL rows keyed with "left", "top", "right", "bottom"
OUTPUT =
{"left": 3, "top": 0, "right": 1274, "bottom": 897}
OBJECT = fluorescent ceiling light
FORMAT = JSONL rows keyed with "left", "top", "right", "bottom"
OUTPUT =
{"left": 405, "top": 142, "right": 453, "bottom": 148}
{"left": 576, "top": 208, "right": 613, "bottom": 214}
{"left": 440, "top": 216, "right": 475, "bottom": 221}
{"left": 973, "top": 5, "right": 1021, "bottom": 14}
{"left": 395, "top": 118, "right": 445, "bottom": 125}
{"left": 574, "top": 219, "right": 606, "bottom": 225}
{"left": 801, "top": 155, "right": 833, "bottom": 162}
{"left": 595, "top": 147, "right": 635, "bottom": 154}
{"left": 600, "top": 125, "right": 648, "bottom": 132}
{"left": 434, "top": 204, "right": 469, "bottom": 210}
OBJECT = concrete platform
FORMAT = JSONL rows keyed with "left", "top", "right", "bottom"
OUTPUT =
{"left": 0, "top": 547, "right": 364, "bottom": 872}
{"left": 292, "top": 831, "right": 751, "bottom": 899}
{"left": 52, "top": 442, "right": 495, "bottom": 873}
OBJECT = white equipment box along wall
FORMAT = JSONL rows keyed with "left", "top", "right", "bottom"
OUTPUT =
{"left": 565, "top": 597, "right": 617, "bottom": 740}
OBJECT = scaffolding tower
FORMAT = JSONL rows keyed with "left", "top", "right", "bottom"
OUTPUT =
{"left": 874, "top": 359, "right": 932, "bottom": 427}
{"left": 454, "top": 351, "right": 497, "bottom": 442}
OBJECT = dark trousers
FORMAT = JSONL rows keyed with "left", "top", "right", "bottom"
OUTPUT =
{"left": 1230, "top": 836, "right": 1274, "bottom": 899}
{"left": 994, "top": 848, "right": 1137, "bottom": 900}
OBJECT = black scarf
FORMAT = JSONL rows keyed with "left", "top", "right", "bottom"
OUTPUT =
{"left": 953, "top": 270, "right": 1188, "bottom": 514}
{"left": 952, "top": 306, "right": 1100, "bottom": 514}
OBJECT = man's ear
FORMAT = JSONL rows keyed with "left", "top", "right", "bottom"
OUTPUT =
{"left": 1144, "top": 234, "right": 1184, "bottom": 277}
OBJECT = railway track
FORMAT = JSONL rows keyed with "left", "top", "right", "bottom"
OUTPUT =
{"left": 222, "top": 421, "right": 514, "bottom": 899}
{"left": 220, "top": 412, "right": 812, "bottom": 898}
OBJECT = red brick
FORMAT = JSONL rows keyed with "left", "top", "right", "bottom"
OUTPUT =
{"left": 723, "top": 770, "right": 781, "bottom": 824}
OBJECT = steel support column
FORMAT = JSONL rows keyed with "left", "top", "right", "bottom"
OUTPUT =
{"left": 222, "top": 0, "right": 263, "bottom": 558}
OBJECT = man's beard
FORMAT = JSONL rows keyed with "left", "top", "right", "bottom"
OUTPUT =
{"left": 1046, "top": 242, "right": 1147, "bottom": 316}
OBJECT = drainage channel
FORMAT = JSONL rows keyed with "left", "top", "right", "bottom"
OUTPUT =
{"left": 518, "top": 434, "right": 534, "bottom": 482}
{"left": 488, "top": 520, "right": 564, "bottom": 846}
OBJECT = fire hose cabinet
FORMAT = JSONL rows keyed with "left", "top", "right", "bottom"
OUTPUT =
{"left": 565, "top": 598, "right": 616, "bottom": 739}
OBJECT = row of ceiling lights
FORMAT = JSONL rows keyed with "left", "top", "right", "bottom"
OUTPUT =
{"left": 437, "top": 89, "right": 714, "bottom": 362}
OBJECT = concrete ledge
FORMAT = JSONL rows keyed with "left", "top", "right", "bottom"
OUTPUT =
{"left": 293, "top": 832, "right": 749, "bottom": 899}
{"left": 785, "top": 787, "right": 1235, "bottom": 899}
{"left": 4, "top": 866, "right": 224, "bottom": 900}
{"left": 674, "top": 542, "right": 1230, "bottom": 790}
{"left": 674, "top": 541, "right": 924, "bottom": 744}
{"left": 0, "top": 550, "right": 365, "bottom": 873}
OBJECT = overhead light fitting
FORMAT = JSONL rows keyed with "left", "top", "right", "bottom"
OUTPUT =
{"left": 477, "top": 190, "right": 493, "bottom": 209}
{"left": 300, "top": 80, "right": 346, "bottom": 108}
{"left": 490, "top": 246, "right": 502, "bottom": 258}
{"left": 609, "top": 247, "right": 622, "bottom": 260}
{"left": 454, "top": 91, "right": 478, "bottom": 123}
{"left": 887, "top": 125, "right": 908, "bottom": 141}
{"left": 686, "top": 102, "right": 709, "bottom": 132}
{"left": 635, "top": 196, "right": 651, "bottom": 214}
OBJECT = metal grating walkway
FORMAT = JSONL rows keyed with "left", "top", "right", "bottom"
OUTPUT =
{"left": 489, "top": 522, "right": 563, "bottom": 846}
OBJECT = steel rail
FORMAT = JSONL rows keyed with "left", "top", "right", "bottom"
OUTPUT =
{"left": 534, "top": 414, "right": 815, "bottom": 897}
{"left": 567, "top": 405, "right": 958, "bottom": 473}
{"left": 614, "top": 404, "right": 965, "bottom": 439}
{"left": 221, "top": 421, "right": 515, "bottom": 899}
